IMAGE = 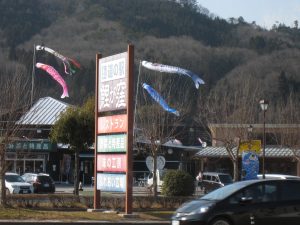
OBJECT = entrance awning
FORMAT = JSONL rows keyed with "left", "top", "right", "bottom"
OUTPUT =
{"left": 194, "top": 147, "right": 295, "bottom": 158}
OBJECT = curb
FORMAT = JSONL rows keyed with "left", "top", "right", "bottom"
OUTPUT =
{"left": 0, "top": 220, "right": 171, "bottom": 225}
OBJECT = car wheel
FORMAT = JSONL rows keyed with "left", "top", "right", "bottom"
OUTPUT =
{"left": 210, "top": 218, "right": 232, "bottom": 225}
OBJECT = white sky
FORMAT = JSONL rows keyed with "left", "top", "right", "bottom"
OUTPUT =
{"left": 197, "top": 0, "right": 300, "bottom": 29}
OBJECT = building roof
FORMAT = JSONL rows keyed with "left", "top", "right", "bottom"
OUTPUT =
{"left": 17, "top": 97, "right": 70, "bottom": 126}
{"left": 194, "top": 146, "right": 295, "bottom": 158}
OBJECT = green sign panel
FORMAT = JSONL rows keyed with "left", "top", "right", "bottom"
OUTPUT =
{"left": 97, "top": 134, "right": 127, "bottom": 153}
{"left": 7, "top": 140, "right": 56, "bottom": 151}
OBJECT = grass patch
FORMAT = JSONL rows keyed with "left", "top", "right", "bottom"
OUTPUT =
{"left": 0, "top": 207, "right": 173, "bottom": 221}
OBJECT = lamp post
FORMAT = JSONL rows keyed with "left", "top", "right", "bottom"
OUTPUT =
{"left": 248, "top": 125, "right": 253, "bottom": 140}
{"left": 259, "top": 99, "right": 269, "bottom": 179}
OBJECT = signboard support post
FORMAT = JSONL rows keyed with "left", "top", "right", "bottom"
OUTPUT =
{"left": 125, "top": 44, "right": 134, "bottom": 214}
{"left": 94, "top": 53, "right": 101, "bottom": 209}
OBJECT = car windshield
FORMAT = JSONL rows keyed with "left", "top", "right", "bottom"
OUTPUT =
{"left": 38, "top": 176, "right": 53, "bottom": 182}
{"left": 201, "top": 181, "right": 253, "bottom": 200}
{"left": 219, "top": 174, "right": 233, "bottom": 183}
{"left": 5, "top": 175, "right": 25, "bottom": 183}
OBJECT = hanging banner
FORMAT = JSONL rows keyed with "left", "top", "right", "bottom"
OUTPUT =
{"left": 97, "top": 114, "right": 127, "bottom": 134}
{"left": 241, "top": 151, "right": 259, "bottom": 180}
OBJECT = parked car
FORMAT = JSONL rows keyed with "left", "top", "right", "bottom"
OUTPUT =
{"left": 198, "top": 172, "right": 233, "bottom": 193}
{"left": 21, "top": 173, "right": 55, "bottom": 193}
{"left": 5, "top": 172, "right": 34, "bottom": 194}
{"left": 257, "top": 173, "right": 300, "bottom": 180}
{"left": 172, "top": 179, "right": 300, "bottom": 225}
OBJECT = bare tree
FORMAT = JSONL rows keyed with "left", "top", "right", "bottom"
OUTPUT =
{"left": 275, "top": 94, "right": 300, "bottom": 165}
{"left": 198, "top": 76, "right": 262, "bottom": 181}
{"left": 134, "top": 62, "right": 196, "bottom": 196}
{"left": 0, "top": 63, "right": 32, "bottom": 205}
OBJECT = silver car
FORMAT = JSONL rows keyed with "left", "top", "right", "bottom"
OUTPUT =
{"left": 5, "top": 172, "right": 34, "bottom": 194}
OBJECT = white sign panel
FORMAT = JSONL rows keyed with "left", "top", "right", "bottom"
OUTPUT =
{"left": 97, "top": 173, "right": 126, "bottom": 192}
{"left": 98, "top": 52, "right": 128, "bottom": 112}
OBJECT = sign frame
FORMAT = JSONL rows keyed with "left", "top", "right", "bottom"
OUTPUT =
{"left": 94, "top": 45, "right": 134, "bottom": 214}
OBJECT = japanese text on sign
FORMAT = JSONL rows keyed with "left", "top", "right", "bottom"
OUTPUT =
{"left": 97, "top": 173, "right": 126, "bottom": 192}
{"left": 98, "top": 52, "right": 128, "bottom": 112}
{"left": 99, "top": 79, "right": 126, "bottom": 111}
{"left": 97, "top": 134, "right": 126, "bottom": 153}
{"left": 100, "top": 56, "right": 126, "bottom": 82}
{"left": 97, "top": 154, "right": 127, "bottom": 172}
{"left": 97, "top": 114, "right": 127, "bottom": 134}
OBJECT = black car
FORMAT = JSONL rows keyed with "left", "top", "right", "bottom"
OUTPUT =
{"left": 21, "top": 173, "right": 55, "bottom": 193}
{"left": 172, "top": 179, "right": 300, "bottom": 225}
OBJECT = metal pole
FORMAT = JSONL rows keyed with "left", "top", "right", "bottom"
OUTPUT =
{"left": 125, "top": 44, "right": 134, "bottom": 214}
{"left": 94, "top": 53, "right": 101, "bottom": 209}
{"left": 30, "top": 44, "right": 36, "bottom": 106}
{"left": 262, "top": 110, "right": 266, "bottom": 179}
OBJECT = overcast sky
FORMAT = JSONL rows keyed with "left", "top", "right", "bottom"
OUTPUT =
{"left": 197, "top": 0, "right": 300, "bottom": 29}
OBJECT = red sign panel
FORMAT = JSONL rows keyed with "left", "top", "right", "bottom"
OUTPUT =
{"left": 97, "top": 154, "right": 127, "bottom": 172}
{"left": 97, "top": 114, "right": 127, "bottom": 134}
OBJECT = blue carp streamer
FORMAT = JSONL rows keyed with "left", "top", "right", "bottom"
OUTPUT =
{"left": 142, "top": 83, "right": 179, "bottom": 116}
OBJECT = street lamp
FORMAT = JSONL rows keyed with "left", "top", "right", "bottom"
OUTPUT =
{"left": 259, "top": 99, "right": 269, "bottom": 179}
{"left": 247, "top": 125, "right": 253, "bottom": 140}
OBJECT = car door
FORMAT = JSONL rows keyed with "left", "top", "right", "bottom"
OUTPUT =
{"left": 225, "top": 182, "right": 280, "bottom": 225}
{"left": 225, "top": 185, "right": 261, "bottom": 225}
{"left": 250, "top": 181, "right": 282, "bottom": 225}
{"left": 274, "top": 180, "right": 300, "bottom": 225}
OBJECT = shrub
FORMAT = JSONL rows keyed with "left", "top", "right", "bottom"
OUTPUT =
{"left": 161, "top": 170, "right": 195, "bottom": 196}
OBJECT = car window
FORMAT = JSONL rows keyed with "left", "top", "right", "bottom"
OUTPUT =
{"left": 38, "top": 175, "right": 53, "bottom": 182}
{"left": 219, "top": 175, "right": 233, "bottom": 184}
{"left": 229, "top": 182, "right": 278, "bottom": 204}
{"left": 212, "top": 176, "right": 218, "bottom": 182}
{"left": 280, "top": 181, "right": 300, "bottom": 201}
{"left": 5, "top": 175, "right": 25, "bottom": 182}
{"left": 201, "top": 181, "right": 251, "bottom": 200}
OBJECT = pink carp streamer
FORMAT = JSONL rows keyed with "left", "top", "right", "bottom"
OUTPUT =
{"left": 36, "top": 62, "right": 69, "bottom": 98}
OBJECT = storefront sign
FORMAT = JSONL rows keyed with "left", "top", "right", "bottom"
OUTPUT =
{"left": 97, "top": 173, "right": 126, "bottom": 192}
{"left": 97, "top": 114, "right": 127, "bottom": 134}
{"left": 7, "top": 140, "right": 56, "bottom": 151}
{"left": 97, "top": 154, "right": 127, "bottom": 172}
{"left": 97, "top": 134, "right": 126, "bottom": 153}
{"left": 98, "top": 52, "right": 127, "bottom": 112}
{"left": 239, "top": 140, "right": 261, "bottom": 153}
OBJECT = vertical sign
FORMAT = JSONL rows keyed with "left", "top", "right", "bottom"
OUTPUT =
{"left": 94, "top": 45, "right": 134, "bottom": 214}
{"left": 98, "top": 52, "right": 127, "bottom": 112}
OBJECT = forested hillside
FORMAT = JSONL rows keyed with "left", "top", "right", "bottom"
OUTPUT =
{"left": 0, "top": 0, "right": 299, "bottom": 108}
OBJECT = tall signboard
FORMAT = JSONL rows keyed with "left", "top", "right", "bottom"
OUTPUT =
{"left": 94, "top": 45, "right": 134, "bottom": 214}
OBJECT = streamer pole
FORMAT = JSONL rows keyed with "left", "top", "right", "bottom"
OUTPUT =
{"left": 30, "top": 44, "right": 36, "bottom": 106}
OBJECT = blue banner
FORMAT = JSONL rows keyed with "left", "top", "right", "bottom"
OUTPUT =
{"left": 242, "top": 151, "right": 259, "bottom": 180}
